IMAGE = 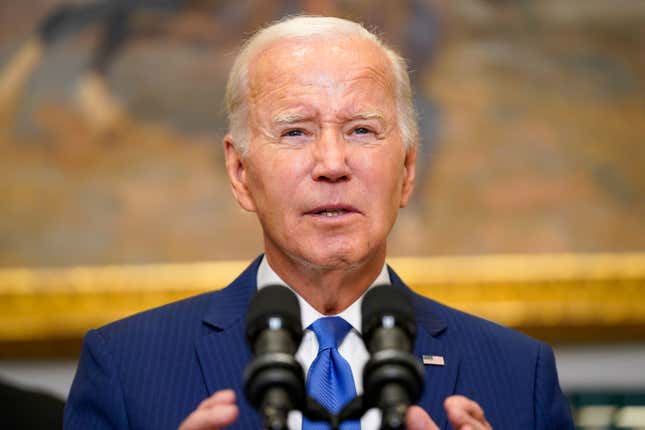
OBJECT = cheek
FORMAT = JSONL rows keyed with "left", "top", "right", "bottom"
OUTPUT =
{"left": 370, "top": 166, "right": 407, "bottom": 222}
{"left": 354, "top": 148, "right": 405, "bottom": 189}
{"left": 249, "top": 154, "right": 309, "bottom": 204}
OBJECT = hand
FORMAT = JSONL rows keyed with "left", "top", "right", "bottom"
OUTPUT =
{"left": 406, "top": 405, "right": 439, "bottom": 430}
{"left": 406, "top": 395, "right": 492, "bottom": 430}
{"left": 178, "top": 389, "right": 239, "bottom": 430}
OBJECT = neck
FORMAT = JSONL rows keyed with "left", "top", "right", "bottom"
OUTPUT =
{"left": 264, "top": 248, "right": 386, "bottom": 315}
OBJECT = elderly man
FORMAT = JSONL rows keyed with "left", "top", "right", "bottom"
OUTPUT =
{"left": 64, "top": 16, "right": 574, "bottom": 430}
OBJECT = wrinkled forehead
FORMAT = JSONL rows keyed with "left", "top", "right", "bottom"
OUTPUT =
{"left": 247, "top": 36, "right": 396, "bottom": 101}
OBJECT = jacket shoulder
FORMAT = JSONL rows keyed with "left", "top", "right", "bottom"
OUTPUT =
{"left": 94, "top": 290, "right": 219, "bottom": 348}
{"left": 414, "top": 292, "right": 544, "bottom": 356}
{"left": 94, "top": 256, "right": 262, "bottom": 343}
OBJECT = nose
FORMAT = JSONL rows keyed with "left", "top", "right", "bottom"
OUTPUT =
{"left": 311, "top": 129, "right": 351, "bottom": 182}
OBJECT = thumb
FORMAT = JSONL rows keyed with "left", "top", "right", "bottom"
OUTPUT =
{"left": 406, "top": 405, "right": 440, "bottom": 430}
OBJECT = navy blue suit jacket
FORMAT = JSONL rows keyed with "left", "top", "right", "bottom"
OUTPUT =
{"left": 64, "top": 256, "right": 574, "bottom": 429}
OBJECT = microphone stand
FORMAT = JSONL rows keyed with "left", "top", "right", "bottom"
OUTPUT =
{"left": 301, "top": 395, "right": 366, "bottom": 430}
{"left": 304, "top": 393, "right": 407, "bottom": 430}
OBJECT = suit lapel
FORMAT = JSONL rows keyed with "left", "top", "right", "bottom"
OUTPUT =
{"left": 194, "top": 256, "right": 262, "bottom": 429}
{"left": 193, "top": 260, "right": 459, "bottom": 429}
{"left": 389, "top": 267, "right": 461, "bottom": 430}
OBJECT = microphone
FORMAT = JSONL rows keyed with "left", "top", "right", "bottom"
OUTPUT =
{"left": 361, "top": 285, "right": 425, "bottom": 430}
{"left": 244, "top": 285, "right": 306, "bottom": 430}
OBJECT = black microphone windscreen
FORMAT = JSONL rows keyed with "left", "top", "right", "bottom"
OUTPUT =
{"left": 246, "top": 284, "right": 302, "bottom": 343}
{"left": 361, "top": 284, "right": 415, "bottom": 338}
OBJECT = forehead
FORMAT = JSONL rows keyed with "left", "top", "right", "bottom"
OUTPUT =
{"left": 247, "top": 36, "right": 396, "bottom": 109}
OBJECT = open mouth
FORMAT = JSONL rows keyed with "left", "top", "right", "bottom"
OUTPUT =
{"left": 306, "top": 205, "right": 359, "bottom": 218}
{"left": 315, "top": 209, "right": 349, "bottom": 217}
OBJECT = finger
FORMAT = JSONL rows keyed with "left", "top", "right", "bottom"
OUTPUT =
{"left": 198, "top": 389, "right": 237, "bottom": 409}
{"left": 445, "top": 395, "right": 485, "bottom": 420}
{"left": 448, "top": 411, "right": 491, "bottom": 430}
{"left": 449, "top": 418, "right": 487, "bottom": 430}
{"left": 178, "top": 404, "right": 239, "bottom": 430}
{"left": 406, "top": 405, "right": 440, "bottom": 430}
{"left": 444, "top": 396, "right": 492, "bottom": 430}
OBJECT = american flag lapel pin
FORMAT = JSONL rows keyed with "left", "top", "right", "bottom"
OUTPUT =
{"left": 422, "top": 355, "right": 445, "bottom": 366}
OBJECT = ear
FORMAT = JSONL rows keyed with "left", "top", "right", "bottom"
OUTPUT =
{"left": 223, "top": 134, "right": 257, "bottom": 212}
{"left": 399, "top": 143, "right": 417, "bottom": 208}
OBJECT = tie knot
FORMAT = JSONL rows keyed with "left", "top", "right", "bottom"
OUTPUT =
{"left": 309, "top": 317, "right": 353, "bottom": 351}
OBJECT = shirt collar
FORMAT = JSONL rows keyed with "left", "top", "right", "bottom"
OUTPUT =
{"left": 257, "top": 255, "right": 391, "bottom": 333}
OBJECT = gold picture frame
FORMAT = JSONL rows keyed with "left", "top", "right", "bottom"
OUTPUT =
{"left": 1, "top": 253, "right": 644, "bottom": 358}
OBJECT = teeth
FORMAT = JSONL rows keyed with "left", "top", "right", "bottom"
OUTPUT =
{"left": 322, "top": 210, "right": 345, "bottom": 217}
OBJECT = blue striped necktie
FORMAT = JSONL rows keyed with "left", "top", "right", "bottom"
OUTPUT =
{"left": 302, "top": 317, "right": 361, "bottom": 430}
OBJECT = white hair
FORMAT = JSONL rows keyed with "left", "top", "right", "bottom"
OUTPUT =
{"left": 225, "top": 16, "right": 418, "bottom": 154}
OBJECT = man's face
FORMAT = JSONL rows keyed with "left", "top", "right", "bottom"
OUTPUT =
{"left": 225, "top": 36, "right": 416, "bottom": 270}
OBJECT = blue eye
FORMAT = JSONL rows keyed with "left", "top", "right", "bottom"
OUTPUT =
{"left": 353, "top": 127, "right": 371, "bottom": 135}
{"left": 284, "top": 129, "right": 305, "bottom": 137}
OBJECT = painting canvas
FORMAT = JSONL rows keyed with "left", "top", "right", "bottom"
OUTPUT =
{"left": 1, "top": 0, "right": 644, "bottom": 268}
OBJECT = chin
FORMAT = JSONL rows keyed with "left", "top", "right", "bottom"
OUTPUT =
{"left": 299, "top": 244, "right": 369, "bottom": 271}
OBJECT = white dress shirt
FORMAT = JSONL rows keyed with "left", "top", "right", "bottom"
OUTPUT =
{"left": 257, "top": 256, "right": 387, "bottom": 430}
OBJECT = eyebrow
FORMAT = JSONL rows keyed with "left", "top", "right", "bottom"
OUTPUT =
{"left": 347, "top": 111, "right": 385, "bottom": 122}
{"left": 272, "top": 112, "right": 311, "bottom": 125}
{"left": 271, "top": 110, "right": 386, "bottom": 125}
